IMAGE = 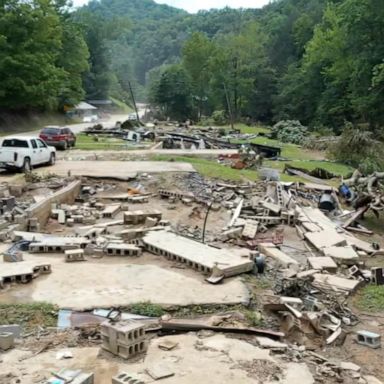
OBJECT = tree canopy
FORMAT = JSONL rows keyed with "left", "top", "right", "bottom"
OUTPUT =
{"left": 1, "top": 0, "right": 383, "bottom": 135}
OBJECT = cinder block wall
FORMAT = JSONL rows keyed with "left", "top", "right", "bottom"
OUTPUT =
{"left": 25, "top": 180, "right": 81, "bottom": 226}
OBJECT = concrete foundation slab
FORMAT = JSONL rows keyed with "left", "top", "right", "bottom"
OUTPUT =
{"left": 0, "top": 333, "right": 315, "bottom": 384}
{"left": 36, "top": 161, "right": 195, "bottom": 180}
{"left": 0, "top": 256, "right": 249, "bottom": 310}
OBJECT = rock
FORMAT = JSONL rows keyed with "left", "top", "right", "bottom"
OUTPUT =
{"left": 256, "top": 337, "right": 288, "bottom": 350}
{"left": 340, "top": 362, "right": 361, "bottom": 372}
{"left": 158, "top": 340, "right": 178, "bottom": 351}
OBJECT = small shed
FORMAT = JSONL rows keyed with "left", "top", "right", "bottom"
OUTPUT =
{"left": 72, "top": 102, "right": 98, "bottom": 121}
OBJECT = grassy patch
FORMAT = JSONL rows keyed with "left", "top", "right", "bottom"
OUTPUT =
{"left": 74, "top": 134, "right": 139, "bottom": 150}
{"left": 264, "top": 159, "right": 352, "bottom": 177}
{"left": 152, "top": 155, "right": 259, "bottom": 181}
{"left": 357, "top": 211, "right": 384, "bottom": 236}
{"left": 169, "top": 304, "right": 245, "bottom": 317}
{"left": 152, "top": 154, "right": 342, "bottom": 184}
{"left": 234, "top": 123, "right": 270, "bottom": 135}
{"left": 0, "top": 303, "right": 58, "bottom": 330}
{"left": 354, "top": 285, "right": 384, "bottom": 312}
{"left": 128, "top": 301, "right": 165, "bottom": 317}
{"left": 244, "top": 310, "right": 263, "bottom": 327}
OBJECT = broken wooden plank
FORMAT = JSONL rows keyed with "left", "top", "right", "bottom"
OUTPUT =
{"left": 342, "top": 206, "right": 369, "bottom": 229}
{"left": 228, "top": 199, "right": 243, "bottom": 227}
{"left": 346, "top": 226, "right": 373, "bottom": 235}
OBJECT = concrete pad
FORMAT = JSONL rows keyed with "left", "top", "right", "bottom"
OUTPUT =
{"left": 1, "top": 347, "right": 125, "bottom": 384}
{"left": 282, "top": 363, "right": 315, "bottom": 384}
{"left": 0, "top": 256, "right": 249, "bottom": 310}
{"left": 128, "top": 334, "right": 315, "bottom": 384}
{"left": 36, "top": 161, "right": 195, "bottom": 180}
{"left": 1, "top": 335, "right": 315, "bottom": 384}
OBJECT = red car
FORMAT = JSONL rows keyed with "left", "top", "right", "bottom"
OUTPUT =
{"left": 39, "top": 126, "right": 76, "bottom": 150}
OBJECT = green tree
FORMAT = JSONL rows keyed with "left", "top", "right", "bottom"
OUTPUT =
{"left": 182, "top": 32, "right": 215, "bottom": 118}
{"left": 57, "top": 21, "right": 89, "bottom": 107}
{"left": 149, "top": 64, "right": 193, "bottom": 120}
{"left": 0, "top": 0, "right": 64, "bottom": 110}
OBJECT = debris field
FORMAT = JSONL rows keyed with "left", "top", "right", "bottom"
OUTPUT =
{"left": 0, "top": 151, "right": 384, "bottom": 384}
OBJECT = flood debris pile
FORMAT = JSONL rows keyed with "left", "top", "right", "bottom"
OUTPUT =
{"left": 1, "top": 171, "right": 384, "bottom": 384}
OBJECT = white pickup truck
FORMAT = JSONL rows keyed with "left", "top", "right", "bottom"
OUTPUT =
{"left": 0, "top": 136, "right": 56, "bottom": 172}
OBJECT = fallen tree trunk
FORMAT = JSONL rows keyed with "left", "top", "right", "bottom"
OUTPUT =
{"left": 160, "top": 320, "right": 284, "bottom": 339}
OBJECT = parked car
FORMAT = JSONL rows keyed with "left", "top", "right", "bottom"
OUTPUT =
{"left": 0, "top": 136, "right": 56, "bottom": 172}
{"left": 39, "top": 126, "right": 76, "bottom": 150}
{"left": 83, "top": 115, "right": 98, "bottom": 123}
{"left": 127, "top": 113, "right": 137, "bottom": 121}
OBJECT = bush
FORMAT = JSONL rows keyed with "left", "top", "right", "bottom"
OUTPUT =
{"left": 211, "top": 110, "right": 227, "bottom": 125}
{"left": 271, "top": 120, "right": 308, "bottom": 144}
{"left": 129, "top": 301, "right": 165, "bottom": 317}
{"left": 328, "top": 122, "right": 384, "bottom": 173}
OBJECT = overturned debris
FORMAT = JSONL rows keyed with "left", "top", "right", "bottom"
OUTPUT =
{"left": 143, "top": 230, "right": 253, "bottom": 279}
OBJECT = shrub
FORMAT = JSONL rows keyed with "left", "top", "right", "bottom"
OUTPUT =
{"left": 328, "top": 122, "right": 384, "bottom": 173}
{"left": 211, "top": 110, "right": 227, "bottom": 125}
{"left": 271, "top": 120, "right": 308, "bottom": 144}
{"left": 129, "top": 301, "right": 165, "bottom": 317}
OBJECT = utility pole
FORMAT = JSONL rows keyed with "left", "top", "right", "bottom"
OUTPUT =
{"left": 223, "top": 82, "right": 234, "bottom": 130}
{"left": 128, "top": 81, "right": 140, "bottom": 122}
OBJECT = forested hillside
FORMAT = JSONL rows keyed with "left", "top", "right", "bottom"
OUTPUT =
{"left": 1, "top": 0, "right": 383, "bottom": 137}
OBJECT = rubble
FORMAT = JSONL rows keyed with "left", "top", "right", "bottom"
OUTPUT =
{"left": 1, "top": 154, "right": 384, "bottom": 382}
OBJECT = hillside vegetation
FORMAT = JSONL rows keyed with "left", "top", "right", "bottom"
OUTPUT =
{"left": 1, "top": 0, "right": 383, "bottom": 144}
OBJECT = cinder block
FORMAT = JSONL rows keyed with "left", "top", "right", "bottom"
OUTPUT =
{"left": 101, "top": 320, "right": 147, "bottom": 359}
{"left": 47, "top": 370, "right": 94, "bottom": 384}
{"left": 356, "top": 330, "right": 381, "bottom": 349}
{"left": 0, "top": 332, "right": 14, "bottom": 350}
{"left": 112, "top": 372, "right": 145, "bottom": 384}
{"left": 144, "top": 217, "right": 158, "bottom": 228}
{"left": 65, "top": 249, "right": 86, "bottom": 262}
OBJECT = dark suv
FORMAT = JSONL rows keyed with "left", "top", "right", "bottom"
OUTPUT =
{"left": 39, "top": 126, "right": 76, "bottom": 150}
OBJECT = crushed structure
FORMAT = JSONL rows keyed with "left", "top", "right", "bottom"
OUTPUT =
{"left": 143, "top": 230, "right": 253, "bottom": 279}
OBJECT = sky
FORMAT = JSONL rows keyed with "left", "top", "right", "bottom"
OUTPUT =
{"left": 72, "top": 0, "right": 271, "bottom": 13}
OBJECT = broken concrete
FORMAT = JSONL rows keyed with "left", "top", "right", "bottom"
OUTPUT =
{"left": 312, "top": 273, "right": 361, "bottom": 294}
{"left": 143, "top": 230, "right": 253, "bottom": 278}
{"left": 259, "top": 243, "right": 298, "bottom": 268}
{"left": 304, "top": 230, "right": 347, "bottom": 250}
{"left": 307, "top": 257, "right": 338, "bottom": 273}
